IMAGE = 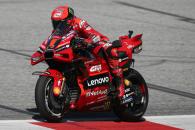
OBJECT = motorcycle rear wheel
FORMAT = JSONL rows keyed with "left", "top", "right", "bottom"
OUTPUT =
{"left": 35, "top": 76, "right": 67, "bottom": 122}
{"left": 113, "top": 68, "right": 149, "bottom": 121}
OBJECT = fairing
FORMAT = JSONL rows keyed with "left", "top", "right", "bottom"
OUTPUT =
{"left": 34, "top": 69, "right": 64, "bottom": 97}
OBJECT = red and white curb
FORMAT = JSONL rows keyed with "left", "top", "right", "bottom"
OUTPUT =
{"left": 0, "top": 120, "right": 50, "bottom": 130}
{"left": 0, "top": 115, "right": 194, "bottom": 130}
{"left": 147, "top": 115, "right": 195, "bottom": 130}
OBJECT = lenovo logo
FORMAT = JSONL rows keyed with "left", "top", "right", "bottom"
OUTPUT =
{"left": 84, "top": 73, "right": 110, "bottom": 89}
{"left": 87, "top": 77, "right": 109, "bottom": 87}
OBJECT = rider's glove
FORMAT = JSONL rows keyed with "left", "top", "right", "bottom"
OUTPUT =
{"left": 74, "top": 37, "right": 85, "bottom": 44}
{"left": 83, "top": 39, "right": 95, "bottom": 49}
{"left": 71, "top": 37, "right": 85, "bottom": 49}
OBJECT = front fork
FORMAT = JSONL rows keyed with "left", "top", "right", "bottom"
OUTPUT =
{"left": 33, "top": 70, "right": 66, "bottom": 97}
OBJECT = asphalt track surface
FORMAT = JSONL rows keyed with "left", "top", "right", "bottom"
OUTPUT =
{"left": 0, "top": 0, "right": 195, "bottom": 124}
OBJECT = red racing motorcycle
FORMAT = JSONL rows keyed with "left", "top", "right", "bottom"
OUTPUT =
{"left": 31, "top": 23, "right": 148, "bottom": 122}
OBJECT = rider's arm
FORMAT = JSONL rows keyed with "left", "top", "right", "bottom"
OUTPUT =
{"left": 37, "top": 39, "right": 48, "bottom": 54}
{"left": 76, "top": 19, "right": 109, "bottom": 44}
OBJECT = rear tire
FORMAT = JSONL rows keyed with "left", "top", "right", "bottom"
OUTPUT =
{"left": 35, "top": 76, "right": 67, "bottom": 122}
{"left": 113, "top": 68, "right": 149, "bottom": 121}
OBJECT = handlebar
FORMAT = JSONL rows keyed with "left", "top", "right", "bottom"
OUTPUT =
{"left": 71, "top": 37, "right": 94, "bottom": 50}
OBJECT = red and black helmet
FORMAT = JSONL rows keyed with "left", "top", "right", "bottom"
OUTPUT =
{"left": 51, "top": 5, "right": 74, "bottom": 30}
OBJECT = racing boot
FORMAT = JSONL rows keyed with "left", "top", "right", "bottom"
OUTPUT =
{"left": 106, "top": 47, "right": 133, "bottom": 104}
{"left": 113, "top": 75, "right": 125, "bottom": 99}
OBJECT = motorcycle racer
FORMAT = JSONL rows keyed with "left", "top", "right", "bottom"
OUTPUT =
{"left": 37, "top": 5, "right": 127, "bottom": 104}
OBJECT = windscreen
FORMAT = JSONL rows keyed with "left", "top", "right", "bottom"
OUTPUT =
{"left": 46, "top": 21, "right": 72, "bottom": 49}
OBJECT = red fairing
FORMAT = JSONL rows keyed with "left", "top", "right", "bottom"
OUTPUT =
{"left": 118, "top": 34, "right": 142, "bottom": 59}
{"left": 53, "top": 35, "right": 74, "bottom": 63}
{"left": 39, "top": 39, "right": 47, "bottom": 51}
{"left": 53, "top": 48, "right": 74, "bottom": 63}
{"left": 119, "top": 34, "right": 142, "bottom": 49}
{"left": 65, "top": 57, "right": 111, "bottom": 111}
{"left": 40, "top": 69, "right": 64, "bottom": 97}
{"left": 75, "top": 74, "right": 111, "bottom": 111}
{"left": 31, "top": 51, "right": 44, "bottom": 65}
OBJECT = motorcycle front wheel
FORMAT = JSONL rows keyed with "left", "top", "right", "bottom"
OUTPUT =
{"left": 35, "top": 76, "right": 67, "bottom": 122}
{"left": 113, "top": 68, "right": 149, "bottom": 121}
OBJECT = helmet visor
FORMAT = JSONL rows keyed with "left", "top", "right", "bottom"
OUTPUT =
{"left": 52, "top": 20, "right": 72, "bottom": 37}
{"left": 52, "top": 20, "right": 61, "bottom": 30}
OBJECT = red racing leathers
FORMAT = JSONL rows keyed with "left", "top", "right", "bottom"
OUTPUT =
{"left": 38, "top": 16, "right": 125, "bottom": 100}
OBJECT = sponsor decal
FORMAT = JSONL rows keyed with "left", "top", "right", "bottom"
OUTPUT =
{"left": 85, "top": 26, "right": 92, "bottom": 30}
{"left": 122, "top": 96, "right": 133, "bottom": 104}
{"left": 127, "top": 45, "right": 133, "bottom": 49}
{"left": 125, "top": 88, "right": 131, "bottom": 93}
{"left": 92, "top": 36, "right": 100, "bottom": 43}
{"left": 87, "top": 76, "right": 109, "bottom": 87}
{"left": 104, "top": 101, "right": 111, "bottom": 110}
{"left": 68, "top": 8, "right": 74, "bottom": 15}
{"left": 86, "top": 89, "right": 107, "bottom": 97}
{"left": 66, "top": 44, "right": 70, "bottom": 48}
{"left": 56, "top": 46, "right": 66, "bottom": 52}
{"left": 62, "top": 30, "right": 75, "bottom": 40}
{"left": 79, "top": 20, "right": 85, "bottom": 28}
{"left": 53, "top": 11, "right": 62, "bottom": 18}
{"left": 90, "top": 65, "right": 102, "bottom": 72}
{"left": 84, "top": 73, "right": 110, "bottom": 89}
{"left": 103, "top": 42, "right": 112, "bottom": 47}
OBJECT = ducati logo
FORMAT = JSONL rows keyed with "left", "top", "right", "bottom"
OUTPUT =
{"left": 90, "top": 65, "right": 102, "bottom": 72}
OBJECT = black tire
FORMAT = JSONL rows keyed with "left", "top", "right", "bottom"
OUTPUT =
{"left": 35, "top": 76, "right": 66, "bottom": 122}
{"left": 113, "top": 68, "right": 149, "bottom": 121}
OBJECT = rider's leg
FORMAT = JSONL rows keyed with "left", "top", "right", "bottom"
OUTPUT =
{"left": 91, "top": 41, "right": 125, "bottom": 100}
{"left": 106, "top": 48, "right": 125, "bottom": 99}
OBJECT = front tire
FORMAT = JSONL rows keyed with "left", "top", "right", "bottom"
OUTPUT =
{"left": 113, "top": 68, "right": 149, "bottom": 121}
{"left": 35, "top": 76, "right": 67, "bottom": 122}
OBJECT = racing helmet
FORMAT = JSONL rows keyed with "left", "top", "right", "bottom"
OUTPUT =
{"left": 51, "top": 5, "right": 74, "bottom": 30}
